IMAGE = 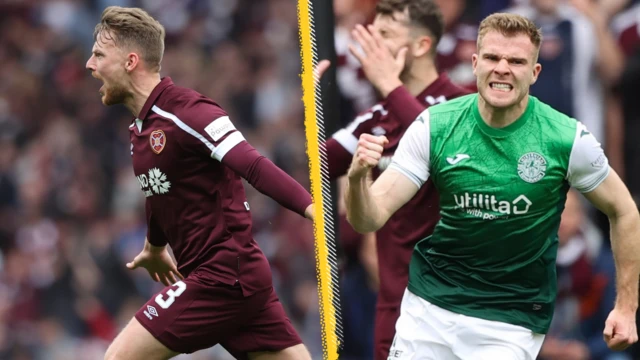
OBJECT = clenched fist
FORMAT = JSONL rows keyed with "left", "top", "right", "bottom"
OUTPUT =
{"left": 347, "top": 133, "right": 389, "bottom": 179}
{"left": 603, "top": 307, "right": 638, "bottom": 351}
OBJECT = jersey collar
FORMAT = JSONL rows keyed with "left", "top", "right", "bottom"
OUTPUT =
{"left": 138, "top": 77, "right": 174, "bottom": 120}
{"left": 472, "top": 94, "right": 536, "bottom": 137}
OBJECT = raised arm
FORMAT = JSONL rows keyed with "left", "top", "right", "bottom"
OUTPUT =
{"left": 345, "top": 161, "right": 420, "bottom": 233}
{"left": 345, "top": 113, "right": 431, "bottom": 233}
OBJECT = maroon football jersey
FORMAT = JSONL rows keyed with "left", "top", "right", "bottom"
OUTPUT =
{"left": 130, "top": 77, "right": 274, "bottom": 297}
{"left": 329, "top": 74, "right": 470, "bottom": 308}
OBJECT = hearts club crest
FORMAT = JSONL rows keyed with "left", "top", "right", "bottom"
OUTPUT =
{"left": 150, "top": 130, "right": 166, "bottom": 154}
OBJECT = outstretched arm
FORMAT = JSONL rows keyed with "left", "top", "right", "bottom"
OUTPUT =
{"left": 223, "top": 141, "right": 313, "bottom": 220}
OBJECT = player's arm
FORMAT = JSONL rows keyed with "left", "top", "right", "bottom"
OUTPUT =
{"left": 567, "top": 122, "right": 640, "bottom": 350}
{"left": 326, "top": 87, "right": 425, "bottom": 179}
{"left": 583, "top": 171, "right": 640, "bottom": 311}
{"left": 222, "top": 142, "right": 313, "bottom": 219}
{"left": 345, "top": 113, "right": 431, "bottom": 233}
{"left": 325, "top": 138, "right": 357, "bottom": 180}
{"left": 179, "top": 102, "right": 313, "bottom": 219}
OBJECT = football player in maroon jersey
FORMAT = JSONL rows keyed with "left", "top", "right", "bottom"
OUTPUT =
{"left": 86, "top": 6, "right": 313, "bottom": 360}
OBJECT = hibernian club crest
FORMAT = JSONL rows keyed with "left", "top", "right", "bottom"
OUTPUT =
{"left": 518, "top": 152, "right": 547, "bottom": 183}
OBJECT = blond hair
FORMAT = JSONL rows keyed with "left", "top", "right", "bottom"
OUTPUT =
{"left": 477, "top": 13, "right": 542, "bottom": 60}
{"left": 94, "top": 6, "right": 165, "bottom": 72}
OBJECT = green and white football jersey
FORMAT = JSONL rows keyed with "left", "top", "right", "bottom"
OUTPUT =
{"left": 388, "top": 93, "right": 610, "bottom": 334}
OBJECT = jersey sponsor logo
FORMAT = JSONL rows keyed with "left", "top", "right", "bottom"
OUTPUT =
{"left": 454, "top": 193, "right": 532, "bottom": 219}
{"left": 517, "top": 152, "right": 546, "bottom": 183}
{"left": 150, "top": 129, "right": 166, "bottom": 154}
{"left": 136, "top": 167, "right": 172, "bottom": 197}
{"left": 446, "top": 154, "right": 470, "bottom": 165}
{"left": 204, "top": 116, "right": 235, "bottom": 141}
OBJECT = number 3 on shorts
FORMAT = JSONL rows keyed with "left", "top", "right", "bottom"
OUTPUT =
{"left": 155, "top": 280, "right": 187, "bottom": 309}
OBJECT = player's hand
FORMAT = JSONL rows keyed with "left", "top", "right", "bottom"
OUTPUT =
{"left": 347, "top": 133, "right": 388, "bottom": 180}
{"left": 313, "top": 59, "right": 331, "bottom": 88}
{"left": 126, "top": 242, "right": 184, "bottom": 286}
{"left": 349, "top": 24, "right": 405, "bottom": 98}
{"left": 603, "top": 307, "right": 638, "bottom": 351}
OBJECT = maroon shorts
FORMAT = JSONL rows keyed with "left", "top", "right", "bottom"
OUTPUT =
{"left": 135, "top": 270, "right": 301, "bottom": 358}
{"left": 374, "top": 305, "right": 401, "bottom": 360}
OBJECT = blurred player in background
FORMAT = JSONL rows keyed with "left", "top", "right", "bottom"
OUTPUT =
{"left": 86, "top": 6, "right": 313, "bottom": 360}
{"left": 345, "top": 12, "right": 640, "bottom": 359}
{"left": 316, "top": 0, "right": 468, "bottom": 358}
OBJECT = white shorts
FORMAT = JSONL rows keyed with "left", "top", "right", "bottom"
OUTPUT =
{"left": 388, "top": 289, "right": 545, "bottom": 360}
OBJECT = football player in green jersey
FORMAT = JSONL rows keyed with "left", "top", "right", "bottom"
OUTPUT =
{"left": 344, "top": 12, "right": 639, "bottom": 360}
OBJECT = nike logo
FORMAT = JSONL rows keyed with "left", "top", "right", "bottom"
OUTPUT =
{"left": 446, "top": 154, "right": 470, "bottom": 165}
{"left": 580, "top": 130, "right": 590, "bottom": 138}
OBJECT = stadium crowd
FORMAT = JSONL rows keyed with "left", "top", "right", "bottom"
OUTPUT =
{"left": 0, "top": 0, "right": 639, "bottom": 359}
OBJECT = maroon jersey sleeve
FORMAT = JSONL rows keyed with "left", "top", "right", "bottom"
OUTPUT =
{"left": 325, "top": 138, "right": 354, "bottom": 180}
{"left": 385, "top": 85, "right": 428, "bottom": 128}
{"left": 222, "top": 142, "right": 312, "bottom": 217}
{"left": 169, "top": 99, "right": 312, "bottom": 217}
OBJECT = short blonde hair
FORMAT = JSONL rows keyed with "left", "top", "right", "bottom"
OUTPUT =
{"left": 477, "top": 13, "right": 542, "bottom": 60}
{"left": 94, "top": 6, "right": 166, "bottom": 72}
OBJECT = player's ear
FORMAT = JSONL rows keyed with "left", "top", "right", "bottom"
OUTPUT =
{"left": 125, "top": 52, "right": 140, "bottom": 73}
{"left": 414, "top": 35, "right": 433, "bottom": 58}
{"left": 472, "top": 54, "right": 478, "bottom": 76}
{"left": 531, "top": 63, "right": 542, "bottom": 85}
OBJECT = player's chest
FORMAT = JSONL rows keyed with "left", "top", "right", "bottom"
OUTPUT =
{"left": 129, "top": 121, "right": 183, "bottom": 197}
{"left": 432, "top": 134, "right": 567, "bottom": 213}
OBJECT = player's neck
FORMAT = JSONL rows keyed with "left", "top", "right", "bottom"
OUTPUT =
{"left": 478, "top": 95, "right": 529, "bottom": 128}
{"left": 125, "top": 73, "right": 162, "bottom": 118}
{"left": 403, "top": 59, "right": 439, "bottom": 97}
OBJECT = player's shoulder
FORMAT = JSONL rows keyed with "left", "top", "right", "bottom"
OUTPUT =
{"left": 529, "top": 96, "right": 579, "bottom": 148}
{"left": 530, "top": 96, "right": 576, "bottom": 129}
{"left": 153, "top": 84, "right": 227, "bottom": 125}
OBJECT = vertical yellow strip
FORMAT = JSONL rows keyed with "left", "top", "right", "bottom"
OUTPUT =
{"left": 298, "top": 0, "right": 339, "bottom": 359}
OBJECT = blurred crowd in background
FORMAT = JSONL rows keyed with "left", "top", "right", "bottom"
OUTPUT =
{"left": 0, "top": 0, "right": 640, "bottom": 359}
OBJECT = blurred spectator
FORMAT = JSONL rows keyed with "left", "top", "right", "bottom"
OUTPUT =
{"left": 539, "top": 190, "right": 631, "bottom": 360}
{"left": 434, "top": 0, "right": 478, "bottom": 90}
{"left": 333, "top": 0, "right": 378, "bottom": 123}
